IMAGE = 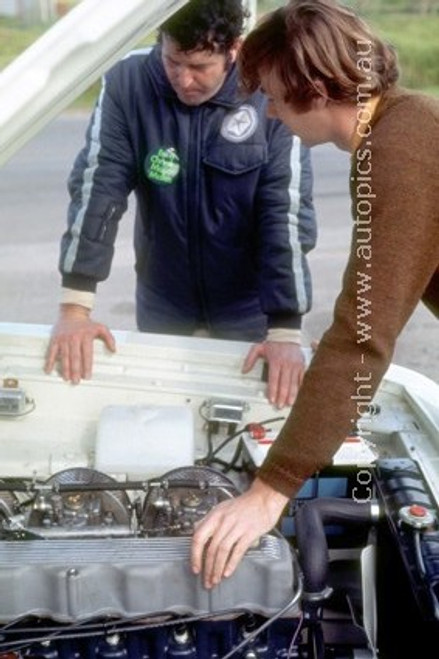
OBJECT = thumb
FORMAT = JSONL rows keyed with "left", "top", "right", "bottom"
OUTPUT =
{"left": 98, "top": 326, "right": 117, "bottom": 353}
{"left": 242, "top": 343, "right": 265, "bottom": 373}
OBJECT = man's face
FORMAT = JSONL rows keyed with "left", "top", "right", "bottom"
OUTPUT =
{"left": 161, "top": 35, "right": 237, "bottom": 106}
{"left": 260, "top": 68, "right": 330, "bottom": 148}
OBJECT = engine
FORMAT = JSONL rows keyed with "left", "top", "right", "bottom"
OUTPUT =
{"left": 0, "top": 465, "right": 305, "bottom": 658}
{"left": 1, "top": 397, "right": 439, "bottom": 658}
{"left": 0, "top": 454, "right": 388, "bottom": 659}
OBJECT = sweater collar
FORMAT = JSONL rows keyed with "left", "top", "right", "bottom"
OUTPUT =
{"left": 350, "top": 94, "right": 381, "bottom": 152}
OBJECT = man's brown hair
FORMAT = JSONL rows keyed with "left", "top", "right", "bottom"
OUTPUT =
{"left": 239, "top": 0, "right": 399, "bottom": 111}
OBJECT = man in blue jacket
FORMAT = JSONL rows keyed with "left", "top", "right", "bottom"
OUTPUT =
{"left": 45, "top": 0, "right": 316, "bottom": 409}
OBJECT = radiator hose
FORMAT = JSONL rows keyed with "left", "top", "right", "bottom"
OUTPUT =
{"left": 294, "top": 497, "right": 378, "bottom": 601}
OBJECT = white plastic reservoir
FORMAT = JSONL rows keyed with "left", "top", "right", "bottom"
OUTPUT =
{"left": 95, "top": 404, "right": 195, "bottom": 478}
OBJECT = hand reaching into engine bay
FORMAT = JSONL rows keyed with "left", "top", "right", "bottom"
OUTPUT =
{"left": 191, "top": 477, "right": 289, "bottom": 589}
{"left": 44, "top": 304, "right": 116, "bottom": 384}
{"left": 242, "top": 341, "right": 305, "bottom": 409}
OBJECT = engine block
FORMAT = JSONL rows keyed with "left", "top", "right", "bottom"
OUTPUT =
{"left": 0, "top": 466, "right": 299, "bottom": 625}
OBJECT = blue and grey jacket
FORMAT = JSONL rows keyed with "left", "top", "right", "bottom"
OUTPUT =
{"left": 60, "top": 45, "right": 317, "bottom": 331}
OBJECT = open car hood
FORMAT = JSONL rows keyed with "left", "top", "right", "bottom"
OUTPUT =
{"left": 0, "top": 0, "right": 189, "bottom": 165}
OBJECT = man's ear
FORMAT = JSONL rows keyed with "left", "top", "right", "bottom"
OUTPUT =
{"left": 312, "top": 79, "right": 330, "bottom": 108}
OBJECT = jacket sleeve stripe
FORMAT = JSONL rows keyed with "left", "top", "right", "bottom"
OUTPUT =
{"left": 62, "top": 80, "right": 106, "bottom": 274}
{"left": 288, "top": 135, "right": 310, "bottom": 314}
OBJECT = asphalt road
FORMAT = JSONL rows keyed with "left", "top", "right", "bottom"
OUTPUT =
{"left": 0, "top": 112, "right": 437, "bottom": 383}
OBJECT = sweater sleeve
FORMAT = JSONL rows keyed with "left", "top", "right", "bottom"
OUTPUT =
{"left": 257, "top": 93, "right": 439, "bottom": 498}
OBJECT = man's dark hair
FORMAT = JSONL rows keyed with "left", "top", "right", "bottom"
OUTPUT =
{"left": 158, "top": 0, "right": 248, "bottom": 53}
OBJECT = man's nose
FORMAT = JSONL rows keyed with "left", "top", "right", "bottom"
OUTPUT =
{"left": 175, "top": 67, "right": 194, "bottom": 88}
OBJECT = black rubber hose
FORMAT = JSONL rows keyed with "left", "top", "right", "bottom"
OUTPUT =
{"left": 295, "top": 497, "right": 376, "bottom": 599}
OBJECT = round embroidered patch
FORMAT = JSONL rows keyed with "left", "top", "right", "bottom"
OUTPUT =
{"left": 145, "top": 147, "right": 181, "bottom": 185}
{"left": 220, "top": 104, "right": 258, "bottom": 143}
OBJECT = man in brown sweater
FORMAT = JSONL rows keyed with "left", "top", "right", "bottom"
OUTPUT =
{"left": 191, "top": 0, "right": 439, "bottom": 588}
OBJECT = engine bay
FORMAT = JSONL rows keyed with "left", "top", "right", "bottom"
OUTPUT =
{"left": 1, "top": 325, "right": 439, "bottom": 658}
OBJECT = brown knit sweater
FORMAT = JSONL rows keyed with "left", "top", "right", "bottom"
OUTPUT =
{"left": 258, "top": 87, "right": 439, "bottom": 498}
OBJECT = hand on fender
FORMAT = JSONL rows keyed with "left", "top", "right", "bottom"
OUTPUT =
{"left": 242, "top": 341, "right": 305, "bottom": 408}
{"left": 44, "top": 304, "right": 116, "bottom": 384}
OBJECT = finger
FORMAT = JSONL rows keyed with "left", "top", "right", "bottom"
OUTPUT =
{"left": 285, "top": 363, "right": 305, "bottom": 406}
{"left": 274, "top": 364, "right": 293, "bottom": 409}
{"left": 267, "top": 360, "right": 281, "bottom": 407}
{"left": 241, "top": 343, "right": 263, "bottom": 373}
{"left": 59, "top": 341, "right": 72, "bottom": 382}
{"left": 286, "top": 371, "right": 301, "bottom": 407}
{"left": 81, "top": 337, "right": 95, "bottom": 380}
{"left": 191, "top": 535, "right": 207, "bottom": 576}
{"left": 222, "top": 535, "right": 254, "bottom": 579}
{"left": 68, "top": 336, "right": 84, "bottom": 384}
{"left": 44, "top": 339, "right": 60, "bottom": 374}
{"left": 203, "top": 528, "right": 237, "bottom": 588}
{"left": 191, "top": 515, "right": 218, "bottom": 575}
